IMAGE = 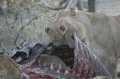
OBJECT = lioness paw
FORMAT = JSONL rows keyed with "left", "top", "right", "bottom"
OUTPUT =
{"left": 67, "top": 40, "right": 74, "bottom": 48}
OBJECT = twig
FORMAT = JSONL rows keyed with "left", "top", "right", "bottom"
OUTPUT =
{"left": 2, "top": 0, "right": 11, "bottom": 33}
{"left": 20, "top": 10, "right": 23, "bottom": 28}
{"left": 41, "top": 0, "right": 68, "bottom": 10}
{"left": 0, "top": 38, "right": 3, "bottom": 46}
{"left": 3, "top": 10, "right": 11, "bottom": 34}
{"left": 14, "top": 16, "right": 38, "bottom": 46}
{"left": 0, "top": 39, "right": 8, "bottom": 54}
{"left": 65, "top": 0, "right": 79, "bottom": 10}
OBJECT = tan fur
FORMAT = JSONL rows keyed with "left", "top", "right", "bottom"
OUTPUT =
{"left": 45, "top": 16, "right": 89, "bottom": 48}
{"left": 70, "top": 7, "right": 78, "bottom": 16}
{"left": 0, "top": 53, "right": 22, "bottom": 79}
{"left": 45, "top": 7, "right": 120, "bottom": 78}
{"left": 92, "top": 76, "right": 112, "bottom": 79}
{"left": 40, "top": 54, "right": 67, "bottom": 71}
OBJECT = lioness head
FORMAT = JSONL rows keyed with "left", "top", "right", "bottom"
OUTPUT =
{"left": 45, "top": 7, "right": 89, "bottom": 48}
{"left": 45, "top": 18, "right": 68, "bottom": 46}
{"left": 45, "top": 17, "right": 78, "bottom": 48}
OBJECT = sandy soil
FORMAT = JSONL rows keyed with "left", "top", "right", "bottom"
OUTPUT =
{"left": 96, "top": 0, "right": 120, "bottom": 16}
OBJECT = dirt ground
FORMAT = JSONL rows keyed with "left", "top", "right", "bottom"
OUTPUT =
{"left": 96, "top": 0, "right": 120, "bottom": 16}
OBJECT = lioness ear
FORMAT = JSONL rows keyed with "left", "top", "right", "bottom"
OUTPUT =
{"left": 45, "top": 27, "right": 52, "bottom": 34}
{"left": 59, "top": 25, "right": 66, "bottom": 34}
{"left": 70, "top": 6, "right": 78, "bottom": 16}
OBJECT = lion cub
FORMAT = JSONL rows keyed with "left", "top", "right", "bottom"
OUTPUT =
{"left": 0, "top": 52, "right": 22, "bottom": 79}
{"left": 92, "top": 76, "right": 112, "bottom": 79}
{"left": 45, "top": 16, "right": 89, "bottom": 48}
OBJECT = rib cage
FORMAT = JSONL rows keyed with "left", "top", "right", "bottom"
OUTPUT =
{"left": 10, "top": 33, "right": 112, "bottom": 79}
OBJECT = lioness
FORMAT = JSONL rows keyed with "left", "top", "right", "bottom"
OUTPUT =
{"left": 92, "top": 76, "right": 112, "bottom": 79}
{"left": 45, "top": 7, "right": 120, "bottom": 78}
{"left": 40, "top": 54, "right": 67, "bottom": 71}
{"left": 0, "top": 52, "right": 22, "bottom": 79}
{"left": 45, "top": 16, "right": 89, "bottom": 48}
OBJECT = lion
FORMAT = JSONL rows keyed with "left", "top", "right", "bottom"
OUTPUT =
{"left": 45, "top": 7, "right": 120, "bottom": 78}
{"left": 92, "top": 76, "right": 112, "bottom": 79}
{"left": 39, "top": 54, "right": 67, "bottom": 71}
{"left": 0, "top": 52, "right": 22, "bottom": 79}
{"left": 45, "top": 15, "right": 89, "bottom": 48}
